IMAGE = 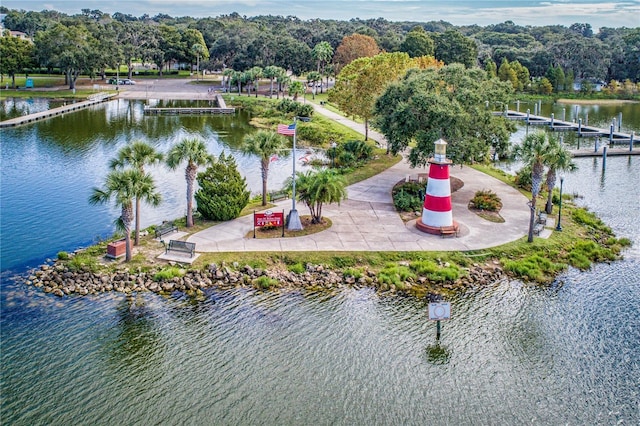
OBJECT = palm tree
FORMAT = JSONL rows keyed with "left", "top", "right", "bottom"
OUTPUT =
{"left": 263, "top": 65, "right": 282, "bottom": 98}
{"left": 191, "top": 43, "right": 207, "bottom": 80}
{"left": 306, "top": 71, "right": 322, "bottom": 99}
{"left": 166, "top": 138, "right": 213, "bottom": 227}
{"left": 109, "top": 141, "right": 163, "bottom": 246}
{"left": 312, "top": 41, "right": 334, "bottom": 92}
{"left": 288, "top": 80, "right": 305, "bottom": 101}
{"left": 287, "top": 169, "right": 347, "bottom": 224}
{"left": 543, "top": 137, "right": 577, "bottom": 214}
{"left": 89, "top": 169, "right": 161, "bottom": 262}
{"left": 249, "top": 66, "right": 263, "bottom": 97}
{"left": 242, "top": 130, "right": 287, "bottom": 206}
{"left": 515, "top": 131, "right": 550, "bottom": 242}
{"left": 275, "top": 68, "right": 290, "bottom": 99}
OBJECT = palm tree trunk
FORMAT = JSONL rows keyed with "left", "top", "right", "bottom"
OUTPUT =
{"left": 186, "top": 164, "right": 197, "bottom": 227}
{"left": 122, "top": 204, "right": 134, "bottom": 262}
{"left": 528, "top": 198, "right": 536, "bottom": 243}
{"left": 261, "top": 159, "right": 269, "bottom": 206}
{"left": 134, "top": 197, "right": 141, "bottom": 246}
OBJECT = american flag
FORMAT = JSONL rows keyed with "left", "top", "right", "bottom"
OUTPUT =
{"left": 277, "top": 123, "right": 296, "bottom": 136}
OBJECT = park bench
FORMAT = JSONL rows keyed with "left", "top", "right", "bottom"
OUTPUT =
{"left": 165, "top": 240, "right": 196, "bottom": 257}
{"left": 155, "top": 222, "right": 177, "bottom": 239}
{"left": 537, "top": 212, "right": 548, "bottom": 225}
{"left": 440, "top": 225, "right": 459, "bottom": 238}
{"left": 269, "top": 191, "right": 288, "bottom": 202}
{"left": 533, "top": 223, "right": 545, "bottom": 236}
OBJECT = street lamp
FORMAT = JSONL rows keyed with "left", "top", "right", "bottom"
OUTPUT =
{"left": 556, "top": 174, "right": 565, "bottom": 231}
{"left": 288, "top": 116, "right": 311, "bottom": 231}
{"left": 331, "top": 141, "right": 337, "bottom": 168}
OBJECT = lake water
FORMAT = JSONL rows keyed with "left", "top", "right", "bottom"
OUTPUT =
{"left": 1, "top": 100, "right": 639, "bottom": 424}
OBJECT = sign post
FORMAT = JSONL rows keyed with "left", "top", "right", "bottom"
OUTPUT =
{"left": 428, "top": 302, "right": 451, "bottom": 341}
{"left": 253, "top": 210, "right": 285, "bottom": 238}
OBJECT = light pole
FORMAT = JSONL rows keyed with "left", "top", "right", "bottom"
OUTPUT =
{"left": 288, "top": 116, "right": 310, "bottom": 231}
{"left": 556, "top": 175, "right": 565, "bottom": 231}
{"left": 331, "top": 141, "right": 337, "bottom": 168}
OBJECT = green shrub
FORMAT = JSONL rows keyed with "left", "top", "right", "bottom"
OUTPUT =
{"left": 470, "top": 189, "right": 502, "bottom": 211}
{"left": 253, "top": 275, "right": 279, "bottom": 289}
{"left": 68, "top": 254, "right": 99, "bottom": 273}
{"left": 410, "top": 260, "right": 461, "bottom": 282}
{"left": 154, "top": 267, "right": 185, "bottom": 281}
{"left": 572, "top": 208, "right": 612, "bottom": 233}
{"left": 378, "top": 264, "right": 416, "bottom": 287}
{"left": 195, "top": 152, "right": 250, "bottom": 221}
{"left": 332, "top": 256, "right": 356, "bottom": 268}
{"left": 343, "top": 268, "right": 363, "bottom": 279}
{"left": 288, "top": 263, "right": 305, "bottom": 274}
{"left": 502, "top": 254, "right": 566, "bottom": 282}
{"left": 568, "top": 251, "right": 591, "bottom": 270}
{"left": 392, "top": 181, "right": 424, "bottom": 212}
{"left": 57, "top": 251, "right": 70, "bottom": 260}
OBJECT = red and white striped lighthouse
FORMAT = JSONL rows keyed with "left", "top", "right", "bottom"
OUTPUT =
{"left": 416, "top": 139, "right": 458, "bottom": 234}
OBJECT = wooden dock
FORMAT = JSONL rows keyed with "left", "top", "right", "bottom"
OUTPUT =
{"left": 144, "top": 94, "right": 235, "bottom": 115}
{"left": 0, "top": 93, "right": 117, "bottom": 128}
{"left": 495, "top": 110, "right": 636, "bottom": 146}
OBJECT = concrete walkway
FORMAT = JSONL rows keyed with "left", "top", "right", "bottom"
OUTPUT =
{"left": 188, "top": 102, "right": 534, "bottom": 253}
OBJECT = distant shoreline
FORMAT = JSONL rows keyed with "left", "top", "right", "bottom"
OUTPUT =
{"left": 556, "top": 98, "right": 639, "bottom": 105}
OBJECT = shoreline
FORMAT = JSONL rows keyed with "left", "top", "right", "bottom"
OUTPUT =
{"left": 556, "top": 98, "right": 638, "bottom": 105}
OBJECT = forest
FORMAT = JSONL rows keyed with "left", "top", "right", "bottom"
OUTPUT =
{"left": 1, "top": 6, "right": 639, "bottom": 91}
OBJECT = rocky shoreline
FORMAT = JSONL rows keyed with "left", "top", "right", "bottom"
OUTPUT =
{"left": 20, "top": 259, "right": 507, "bottom": 298}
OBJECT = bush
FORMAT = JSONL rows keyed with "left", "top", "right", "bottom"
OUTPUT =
{"left": 57, "top": 251, "right": 70, "bottom": 260}
{"left": 154, "top": 267, "right": 185, "bottom": 281}
{"left": 378, "top": 264, "right": 416, "bottom": 288}
{"left": 392, "top": 182, "right": 423, "bottom": 212}
{"left": 195, "top": 151, "right": 250, "bottom": 221}
{"left": 276, "top": 99, "right": 313, "bottom": 118}
{"left": 288, "top": 263, "right": 305, "bottom": 274}
{"left": 343, "top": 268, "right": 363, "bottom": 279}
{"left": 410, "top": 260, "right": 461, "bottom": 282}
{"left": 67, "top": 254, "right": 99, "bottom": 273}
{"left": 253, "top": 275, "right": 279, "bottom": 289}
{"left": 470, "top": 189, "right": 502, "bottom": 211}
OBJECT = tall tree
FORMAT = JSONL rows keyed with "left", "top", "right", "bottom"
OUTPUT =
{"left": 109, "top": 142, "right": 164, "bottom": 246}
{"left": 242, "top": 130, "right": 287, "bottom": 206}
{"left": 89, "top": 169, "right": 161, "bottom": 262}
{"left": 166, "top": 138, "right": 213, "bottom": 228}
{"left": 374, "top": 64, "right": 514, "bottom": 165}
{"left": 0, "top": 30, "right": 34, "bottom": 88}
{"left": 333, "top": 33, "right": 380, "bottom": 72}
{"left": 399, "top": 27, "right": 435, "bottom": 58}
{"left": 263, "top": 65, "right": 283, "bottom": 98}
{"left": 433, "top": 29, "right": 478, "bottom": 68}
{"left": 515, "top": 131, "right": 550, "bottom": 243}
{"left": 330, "top": 52, "right": 442, "bottom": 142}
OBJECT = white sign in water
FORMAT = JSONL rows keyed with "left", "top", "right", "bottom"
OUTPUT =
{"left": 428, "top": 302, "right": 451, "bottom": 321}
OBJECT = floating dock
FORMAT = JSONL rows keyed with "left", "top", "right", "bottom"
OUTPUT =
{"left": 0, "top": 93, "right": 117, "bottom": 128}
{"left": 143, "top": 94, "right": 235, "bottom": 115}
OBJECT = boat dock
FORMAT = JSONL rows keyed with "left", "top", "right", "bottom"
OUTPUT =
{"left": 0, "top": 93, "right": 117, "bottom": 128}
{"left": 495, "top": 110, "right": 636, "bottom": 146}
{"left": 143, "top": 94, "right": 235, "bottom": 115}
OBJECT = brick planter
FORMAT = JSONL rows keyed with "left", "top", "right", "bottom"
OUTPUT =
{"left": 106, "top": 240, "right": 126, "bottom": 259}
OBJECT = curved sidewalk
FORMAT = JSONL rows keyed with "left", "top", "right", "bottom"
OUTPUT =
{"left": 188, "top": 104, "right": 532, "bottom": 253}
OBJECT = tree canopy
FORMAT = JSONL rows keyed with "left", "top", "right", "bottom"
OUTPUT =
{"left": 374, "top": 64, "right": 515, "bottom": 166}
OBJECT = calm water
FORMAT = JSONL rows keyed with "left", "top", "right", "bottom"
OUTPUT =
{"left": 0, "top": 99, "right": 315, "bottom": 273}
{"left": 1, "top": 101, "right": 639, "bottom": 424}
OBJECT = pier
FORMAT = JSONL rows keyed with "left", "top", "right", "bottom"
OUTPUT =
{"left": 0, "top": 93, "right": 117, "bottom": 128}
{"left": 495, "top": 109, "right": 636, "bottom": 148}
{"left": 143, "top": 94, "right": 235, "bottom": 115}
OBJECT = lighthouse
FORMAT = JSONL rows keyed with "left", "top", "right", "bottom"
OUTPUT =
{"left": 416, "top": 139, "right": 458, "bottom": 235}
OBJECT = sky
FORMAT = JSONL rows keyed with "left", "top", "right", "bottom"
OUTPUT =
{"left": 2, "top": 0, "right": 639, "bottom": 29}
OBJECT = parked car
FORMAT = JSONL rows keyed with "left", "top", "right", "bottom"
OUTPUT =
{"left": 107, "top": 78, "right": 123, "bottom": 85}
{"left": 122, "top": 79, "right": 136, "bottom": 85}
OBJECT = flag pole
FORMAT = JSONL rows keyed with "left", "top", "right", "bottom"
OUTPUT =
{"left": 288, "top": 116, "right": 303, "bottom": 230}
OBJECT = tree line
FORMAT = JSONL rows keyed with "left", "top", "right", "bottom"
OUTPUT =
{"left": 1, "top": 7, "right": 638, "bottom": 90}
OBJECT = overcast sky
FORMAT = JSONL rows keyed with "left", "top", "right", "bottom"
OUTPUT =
{"left": 2, "top": 0, "right": 639, "bottom": 29}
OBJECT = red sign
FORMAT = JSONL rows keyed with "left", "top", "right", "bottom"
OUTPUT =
{"left": 254, "top": 210, "right": 284, "bottom": 227}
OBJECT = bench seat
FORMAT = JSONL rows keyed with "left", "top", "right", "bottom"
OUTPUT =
{"left": 155, "top": 222, "right": 177, "bottom": 239}
{"left": 166, "top": 240, "right": 196, "bottom": 257}
{"left": 533, "top": 223, "right": 545, "bottom": 236}
{"left": 440, "top": 225, "right": 459, "bottom": 238}
{"left": 269, "top": 191, "right": 288, "bottom": 202}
